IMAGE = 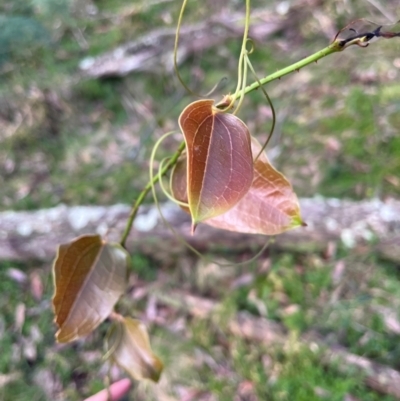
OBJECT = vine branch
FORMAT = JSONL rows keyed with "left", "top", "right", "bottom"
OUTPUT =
{"left": 119, "top": 141, "right": 186, "bottom": 248}
{"left": 119, "top": 31, "right": 387, "bottom": 248}
{"left": 231, "top": 42, "right": 341, "bottom": 104}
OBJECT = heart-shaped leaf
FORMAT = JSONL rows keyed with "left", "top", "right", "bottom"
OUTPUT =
{"left": 108, "top": 317, "right": 163, "bottom": 382}
{"left": 178, "top": 99, "right": 253, "bottom": 228}
{"left": 171, "top": 137, "right": 303, "bottom": 235}
{"left": 52, "top": 234, "right": 130, "bottom": 343}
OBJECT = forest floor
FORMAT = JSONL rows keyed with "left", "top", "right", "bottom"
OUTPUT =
{"left": 0, "top": 0, "right": 400, "bottom": 400}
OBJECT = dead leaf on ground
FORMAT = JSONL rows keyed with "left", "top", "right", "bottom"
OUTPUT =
{"left": 30, "top": 270, "right": 44, "bottom": 301}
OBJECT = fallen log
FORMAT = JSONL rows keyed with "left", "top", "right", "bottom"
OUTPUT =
{"left": 79, "top": 10, "right": 285, "bottom": 78}
{"left": 78, "top": 0, "right": 327, "bottom": 78}
{"left": 0, "top": 197, "right": 399, "bottom": 263}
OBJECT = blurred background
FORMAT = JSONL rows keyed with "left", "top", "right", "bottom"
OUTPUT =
{"left": 0, "top": 0, "right": 400, "bottom": 400}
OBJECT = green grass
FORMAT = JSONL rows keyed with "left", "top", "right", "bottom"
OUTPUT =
{"left": 1, "top": 250, "right": 400, "bottom": 400}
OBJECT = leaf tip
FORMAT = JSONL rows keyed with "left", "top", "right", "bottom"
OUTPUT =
{"left": 55, "top": 329, "right": 73, "bottom": 343}
{"left": 290, "top": 214, "right": 305, "bottom": 229}
{"left": 150, "top": 358, "right": 164, "bottom": 382}
{"left": 191, "top": 221, "right": 198, "bottom": 235}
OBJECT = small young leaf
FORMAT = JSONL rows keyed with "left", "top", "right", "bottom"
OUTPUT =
{"left": 52, "top": 234, "right": 130, "bottom": 343}
{"left": 334, "top": 19, "right": 400, "bottom": 48}
{"left": 171, "top": 137, "right": 303, "bottom": 235}
{"left": 178, "top": 99, "right": 253, "bottom": 228}
{"left": 108, "top": 317, "right": 163, "bottom": 382}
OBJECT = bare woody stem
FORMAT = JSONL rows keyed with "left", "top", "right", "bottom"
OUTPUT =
{"left": 120, "top": 42, "right": 344, "bottom": 249}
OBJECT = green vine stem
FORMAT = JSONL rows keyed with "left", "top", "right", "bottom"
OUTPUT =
{"left": 119, "top": 140, "right": 186, "bottom": 248}
{"left": 230, "top": 41, "right": 342, "bottom": 104}
{"left": 118, "top": 40, "right": 349, "bottom": 248}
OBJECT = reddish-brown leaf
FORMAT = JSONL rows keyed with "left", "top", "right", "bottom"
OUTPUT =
{"left": 171, "top": 138, "right": 303, "bottom": 235}
{"left": 178, "top": 99, "right": 253, "bottom": 228}
{"left": 52, "top": 234, "right": 129, "bottom": 343}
